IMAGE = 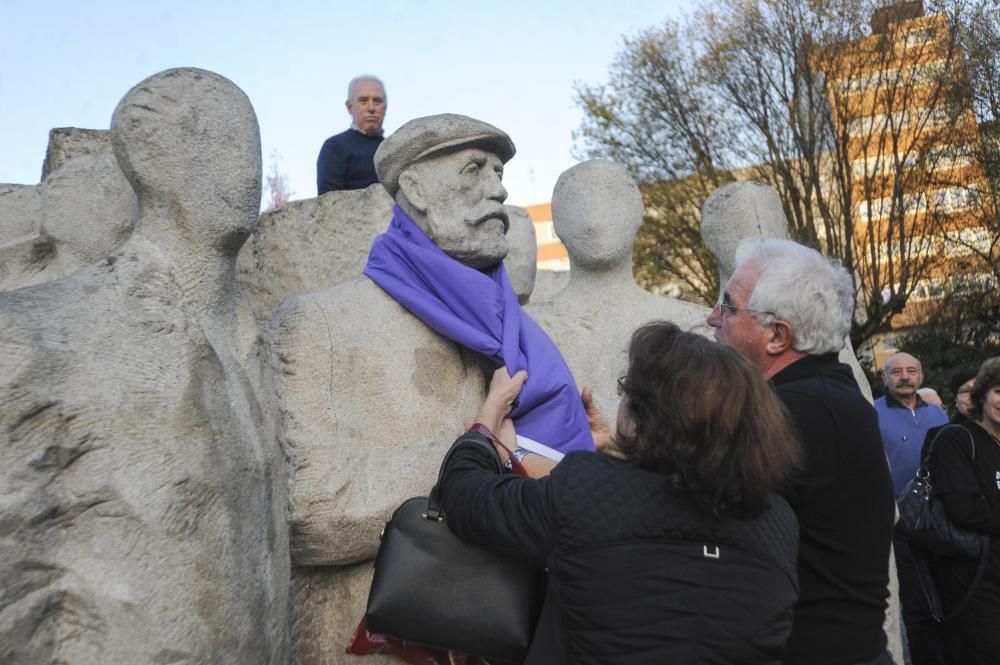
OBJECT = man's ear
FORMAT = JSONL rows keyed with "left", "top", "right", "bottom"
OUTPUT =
{"left": 765, "top": 319, "right": 796, "bottom": 356}
{"left": 398, "top": 170, "right": 427, "bottom": 213}
{"left": 345, "top": 100, "right": 353, "bottom": 114}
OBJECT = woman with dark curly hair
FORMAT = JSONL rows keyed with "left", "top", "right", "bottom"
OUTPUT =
{"left": 927, "top": 357, "right": 1000, "bottom": 664}
{"left": 439, "top": 321, "right": 802, "bottom": 664}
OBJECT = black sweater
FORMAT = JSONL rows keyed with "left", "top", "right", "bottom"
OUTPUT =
{"left": 771, "top": 354, "right": 896, "bottom": 665}
{"left": 315, "top": 128, "right": 382, "bottom": 195}
{"left": 440, "top": 436, "right": 799, "bottom": 665}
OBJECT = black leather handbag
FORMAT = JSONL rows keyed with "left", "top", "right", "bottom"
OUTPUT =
{"left": 896, "top": 424, "right": 991, "bottom": 621}
{"left": 897, "top": 424, "right": 987, "bottom": 559}
{"left": 365, "top": 433, "right": 545, "bottom": 664}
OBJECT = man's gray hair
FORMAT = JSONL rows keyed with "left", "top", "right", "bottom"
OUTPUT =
{"left": 735, "top": 238, "right": 855, "bottom": 355}
{"left": 346, "top": 75, "right": 386, "bottom": 102}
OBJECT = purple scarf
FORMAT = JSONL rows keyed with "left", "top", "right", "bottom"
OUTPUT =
{"left": 363, "top": 205, "right": 593, "bottom": 455}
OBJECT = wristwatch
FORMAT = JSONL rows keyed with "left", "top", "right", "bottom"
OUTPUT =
{"left": 512, "top": 447, "right": 530, "bottom": 463}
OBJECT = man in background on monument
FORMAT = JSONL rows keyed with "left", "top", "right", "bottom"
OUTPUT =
{"left": 316, "top": 75, "right": 386, "bottom": 195}
{"left": 707, "top": 238, "right": 896, "bottom": 665}
{"left": 875, "top": 352, "right": 948, "bottom": 665}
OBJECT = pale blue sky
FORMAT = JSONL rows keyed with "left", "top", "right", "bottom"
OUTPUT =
{"left": 1, "top": 0, "right": 692, "bottom": 207}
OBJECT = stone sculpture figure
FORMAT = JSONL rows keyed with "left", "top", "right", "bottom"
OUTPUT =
{"left": 235, "top": 185, "right": 395, "bottom": 320}
{"left": 0, "top": 68, "right": 288, "bottom": 665}
{"left": 271, "top": 114, "right": 571, "bottom": 665}
{"left": 699, "top": 181, "right": 873, "bottom": 401}
{"left": 503, "top": 204, "right": 538, "bottom": 304}
{"left": 528, "top": 160, "right": 710, "bottom": 418}
{"left": 0, "top": 148, "right": 138, "bottom": 292}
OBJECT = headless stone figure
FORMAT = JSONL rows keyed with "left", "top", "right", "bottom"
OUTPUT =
{"left": 269, "top": 114, "right": 520, "bottom": 665}
{"left": 0, "top": 68, "right": 288, "bottom": 665}
{"left": 700, "top": 181, "right": 873, "bottom": 401}
{"left": 528, "top": 160, "right": 710, "bottom": 418}
{"left": 0, "top": 151, "right": 137, "bottom": 291}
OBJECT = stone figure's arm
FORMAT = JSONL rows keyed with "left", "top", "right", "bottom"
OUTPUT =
{"left": 0, "top": 233, "right": 55, "bottom": 285}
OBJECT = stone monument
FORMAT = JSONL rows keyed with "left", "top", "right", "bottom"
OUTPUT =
{"left": 0, "top": 68, "right": 288, "bottom": 664}
{"left": 270, "top": 114, "right": 525, "bottom": 664}
{"left": 236, "top": 185, "right": 394, "bottom": 320}
{"left": 528, "top": 159, "right": 710, "bottom": 417}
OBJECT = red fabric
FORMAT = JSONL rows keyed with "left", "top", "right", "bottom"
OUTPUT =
{"left": 345, "top": 615, "right": 506, "bottom": 665}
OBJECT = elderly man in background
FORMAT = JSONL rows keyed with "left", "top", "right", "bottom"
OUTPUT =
{"left": 875, "top": 352, "right": 949, "bottom": 665}
{"left": 707, "top": 238, "right": 896, "bottom": 665}
{"left": 316, "top": 74, "right": 387, "bottom": 195}
{"left": 876, "top": 353, "right": 949, "bottom": 496}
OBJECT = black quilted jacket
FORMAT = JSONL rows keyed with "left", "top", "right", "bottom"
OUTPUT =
{"left": 440, "top": 434, "right": 800, "bottom": 665}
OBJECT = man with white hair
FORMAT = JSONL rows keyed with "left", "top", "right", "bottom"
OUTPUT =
{"left": 316, "top": 74, "right": 387, "bottom": 194}
{"left": 707, "top": 238, "right": 896, "bottom": 665}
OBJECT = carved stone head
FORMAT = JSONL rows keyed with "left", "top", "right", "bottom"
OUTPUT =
{"left": 700, "top": 181, "right": 788, "bottom": 284}
{"left": 110, "top": 68, "right": 262, "bottom": 249}
{"left": 552, "top": 160, "right": 642, "bottom": 272}
{"left": 375, "top": 114, "right": 516, "bottom": 269}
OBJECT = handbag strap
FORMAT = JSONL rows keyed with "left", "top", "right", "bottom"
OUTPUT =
{"left": 467, "top": 422, "right": 528, "bottom": 476}
{"left": 426, "top": 431, "right": 505, "bottom": 520}
{"left": 922, "top": 424, "right": 975, "bottom": 473}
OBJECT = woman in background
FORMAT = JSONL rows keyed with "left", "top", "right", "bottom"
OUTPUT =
{"left": 440, "top": 321, "right": 802, "bottom": 665}
{"left": 930, "top": 357, "right": 1000, "bottom": 664}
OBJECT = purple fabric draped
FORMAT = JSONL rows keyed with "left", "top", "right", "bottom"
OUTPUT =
{"left": 363, "top": 205, "right": 593, "bottom": 454}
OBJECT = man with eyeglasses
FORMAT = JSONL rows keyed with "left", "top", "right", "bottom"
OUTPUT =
{"left": 707, "top": 238, "right": 897, "bottom": 665}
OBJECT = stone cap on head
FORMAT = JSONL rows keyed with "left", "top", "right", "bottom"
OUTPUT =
{"left": 375, "top": 113, "right": 516, "bottom": 197}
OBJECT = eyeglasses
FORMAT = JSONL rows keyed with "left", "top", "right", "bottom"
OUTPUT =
{"left": 715, "top": 299, "right": 777, "bottom": 321}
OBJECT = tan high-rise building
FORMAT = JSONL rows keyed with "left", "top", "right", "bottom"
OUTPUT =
{"left": 818, "top": 0, "right": 994, "bottom": 338}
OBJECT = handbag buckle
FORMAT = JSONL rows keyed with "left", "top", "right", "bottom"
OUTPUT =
{"left": 421, "top": 512, "right": 445, "bottom": 522}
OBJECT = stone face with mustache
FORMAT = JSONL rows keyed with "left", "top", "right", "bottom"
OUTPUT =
{"left": 376, "top": 114, "right": 516, "bottom": 271}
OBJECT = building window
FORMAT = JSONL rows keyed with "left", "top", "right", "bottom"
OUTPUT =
{"left": 836, "top": 60, "right": 946, "bottom": 96}
{"left": 905, "top": 27, "right": 936, "bottom": 48}
{"left": 931, "top": 185, "right": 979, "bottom": 212}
